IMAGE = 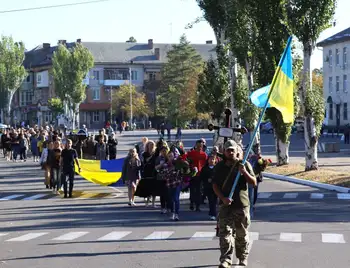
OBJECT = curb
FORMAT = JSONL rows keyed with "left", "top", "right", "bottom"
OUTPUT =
{"left": 263, "top": 172, "right": 350, "bottom": 193}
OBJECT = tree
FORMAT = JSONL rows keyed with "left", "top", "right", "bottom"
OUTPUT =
{"left": 52, "top": 43, "right": 94, "bottom": 129}
{"left": 112, "top": 84, "right": 150, "bottom": 119}
{"left": 197, "top": 57, "right": 229, "bottom": 122}
{"left": 0, "top": 36, "right": 26, "bottom": 124}
{"left": 158, "top": 34, "right": 203, "bottom": 126}
{"left": 48, "top": 97, "right": 64, "bottom": 124}
{"left": 285, "top": 0, "right": 336, "bottom": 170}
{"left": 126, "top": 36, "right": 137, "bottom": 43}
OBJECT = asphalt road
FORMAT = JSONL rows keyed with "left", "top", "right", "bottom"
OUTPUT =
{"left": 0, "top": 130, "right": 350, "bottom": 268}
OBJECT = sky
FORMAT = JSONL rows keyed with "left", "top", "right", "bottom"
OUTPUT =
{"left": 0, "top": 0, "right": 349, "bottom": 70}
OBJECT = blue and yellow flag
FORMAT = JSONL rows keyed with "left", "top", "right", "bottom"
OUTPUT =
{"left": 250, "top": 37, "right": 294, "bottom": 123}
{"left": 75, "top": 158, "right": 124, "bottom": 186}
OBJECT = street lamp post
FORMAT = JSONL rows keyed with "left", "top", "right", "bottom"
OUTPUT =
{"left": 110, "top": 85, "right": 113, "bottom": 122}
{"left": 129, "top": 66, "right": 133, "bottom": 128}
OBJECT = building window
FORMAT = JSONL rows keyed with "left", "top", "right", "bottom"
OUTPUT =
{"left": 93, "top": 70, "right": 99, "bottom": 80}
{"left": 336, "top": 48, "right": 340, "bottom": 65}
{"left": 344, "top": 75, "right": 348, "bottom": 92}
{"left": 329, "top": 77, "right": 333, "bottom": 93}
{"left": 344, "top": 103, "right": 348, "bottom": 120}
{"left": 336, "top": 76, "right": 340, "bottom": 91}
{"left": 148, "top": 72, "right": 156, "bottom": 81}
{"left": 343, "top": 47, "right": 347, "bottom": 66}
{"left": 329, "top": 103, "right": 333, "bottom": 120}
{"left": 329, "top": 50, "right": 333, "bottom": 67}
{"left": 93, "top": 111, "right": 100, "bottom": 122}
{"left": 37, "top": 74, "right": 42, "bottom": 83}
{"left": 26, "top": 75, "right": 31, "bottom": 83}
{"left": 92, "top": 88, "right": 100, "bottom": 100}
{"left": 20, "top": 91, "right": 33, "bottom": 106}
{"left": 131, "top": 70, "right": 138, "bottom": 81}
{"left": 44, "top": 112, "right": 52, "bottom": 123}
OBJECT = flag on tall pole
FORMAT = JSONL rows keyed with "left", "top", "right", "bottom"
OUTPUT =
{"left": 228, "top": 36, "right": 294, "bottom": 200}
{"left": 249, "top": 38, "right": 294, "bottom": 123}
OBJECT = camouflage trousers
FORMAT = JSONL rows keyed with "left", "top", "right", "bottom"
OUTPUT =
{"left": 218, "top": 205, "right": 250, "bottom": 265}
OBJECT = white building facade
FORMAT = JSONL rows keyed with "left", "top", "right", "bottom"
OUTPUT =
{"left": 318, "top": 27, "right": 350, "bottom": 128}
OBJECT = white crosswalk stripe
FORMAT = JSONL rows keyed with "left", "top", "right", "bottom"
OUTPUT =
{"left": 144, "top": 231, "right": 174, "bottom": 240}
{"left": 0, "top": 194, "right": 25, "bottom": 201}
{"left": 6, "top": 233, "right": 48, "bottom": 242}
{"left": 1, "top": 231, "right": 349, "bottom": 244}
{"left": 283, "top": 193, "right": 298, "bottom": 199}
{"left": 258, "top": 193, "right": 272, "bottom": 199}
{"left": 98, "top": 231, "right": 132, "bottom": 241}
{"left": 22, "top": 194, "right": 48, "bottom": 200}
{"left": 279, "top": 232, "right": 302, "bottom": 242}
{"left": 52, "top": 232, "right": 89, "bottom": 241}
{"left": 191, "top": 232, "right": 216, "bottom": 241}
{"left": 310, "top": 193, "right": 324, "bottom": 199}
{"left": 337, "top": 193, "right": 350, "bottom": 200}
{"left": 322, "top": 233, "right": 346, "bottom": 243}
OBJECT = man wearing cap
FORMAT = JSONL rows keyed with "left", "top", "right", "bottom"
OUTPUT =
{"left": 212, "top": 139, "right": 257, "bottom": 267}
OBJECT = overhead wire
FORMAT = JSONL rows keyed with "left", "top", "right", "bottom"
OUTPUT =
{"left": 0, "top": 0, "right": 113, "bottom": 14}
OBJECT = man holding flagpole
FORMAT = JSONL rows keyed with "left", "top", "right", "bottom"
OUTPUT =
{"left": 213, "top": 36, "right": 294, "bottom": 267}
{"left": 212, "top": 140, "right": 256, "bottom": 267}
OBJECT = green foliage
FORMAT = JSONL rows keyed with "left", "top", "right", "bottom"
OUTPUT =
{"left": 305, "top": 71, "right": 325, "bottom": 136}
{"left": 112, "top": 85, "right": 150, "bottom": 118}
{"left": 126, "top": 36, "right": 137, "bottom": 43}
{"left": 197, "top": 57, "right": 229, "bottom": 121}
{"left": 0, "top": 35, "right": 26, "bottom": 111}
{"left": 52, "top": 43, "right": 94, "bottom": 106}
{"left": 234, "top": 67, "right": 259, "bottom": 130}
{"left": 48, "top": 97, "right": 64, "bottom": 115}
{"left": 285, "top": 0, "right": 337, "bottom": 49}
{"left": 158, "top": 34, "right": 203, "bottom": 125}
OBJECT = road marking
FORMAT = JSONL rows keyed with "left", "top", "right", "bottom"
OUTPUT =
{"left": 279, "top": 232, "right": 302, "bottom": 242}
{"left": 249, "top": 232, "right": 259, "bottom": 241}
{"left": 258, "top": 193, "right": 272, "bottom": 199}
{"left": 180, "top": 192, "right": 190, "bottom": 200}
{"left": 52, "top": 232, "right": 89, "bottom": 241}
{"left": 283, "top": 193, "right": 298, "bottom": 199}
{"left": 22, "top": 194, "right": 48, "bottom": 200}
{"left": 190, "top": 232, "right": 216, "bottom": 241}
{"left": 144, "top": 231, "right": 174, "bottom": 240}
{"left": 98, "top": 231, "right": 132, "bottom": 241}
{"left": 310, "top": 193, "right": 324, "bottom": 199}
{"left": 337, "top": 193, "right": 350, "bottom": 200}
{"left": 0, "top": 194, "right": 25, "bottom": 201}
{"left": 322, "top": 233, "right": 346, "bottom": 243}
{"left": 76, "top": 192, "right": 101, "bottom": 199}
{"left": 0, "top": 233, "right": 8, "bottom": 237}
{"left": 6, "top": 233, "right": 48, "bottom": 242}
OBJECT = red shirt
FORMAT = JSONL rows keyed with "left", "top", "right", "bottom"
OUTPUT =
{"left": 185, "top": 149, "right": 208, "bottom": 175}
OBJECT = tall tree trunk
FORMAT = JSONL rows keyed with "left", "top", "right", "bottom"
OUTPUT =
{"left": 303, "top": 42, "right": 318, "bottom": 170}
{"left": 245, "top": 59, "right": 261, "bottom": 154}
{"left": 4, "top": 90, "right": 14, "bottom": 125}
{"left": 275, "top": 136, "right": 289, "bottom": 165}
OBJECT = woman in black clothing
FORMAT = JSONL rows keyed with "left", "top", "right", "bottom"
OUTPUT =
{"left": 107, "top": 133, "right": 118, "bottom": 159}
{"left": 134, "top": 140, "right": 158, "bottom": 207}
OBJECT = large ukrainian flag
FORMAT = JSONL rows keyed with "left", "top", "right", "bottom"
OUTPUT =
{"left": 250, "top": 37, "right": 294, "bottom": 123}
{"left": 75, "top": 158, "right": 124, "bottom": 186}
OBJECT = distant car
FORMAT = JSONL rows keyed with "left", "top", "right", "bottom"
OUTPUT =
{"left": 260, "top": 122, "right": 273, "bottom": 134}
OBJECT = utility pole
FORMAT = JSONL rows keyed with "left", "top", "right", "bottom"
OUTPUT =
{"left": 110, "top": 85, "right": 112, "bottom": 122}
{"left": 129, "top": 67, "right": 133, "bottom": 128}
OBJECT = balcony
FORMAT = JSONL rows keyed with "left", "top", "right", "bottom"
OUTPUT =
{"left": 103, "top": 80, "right": 130, "bottom": 86}
{"left": 20, "top": 82, "right": 33, "bottom": 91}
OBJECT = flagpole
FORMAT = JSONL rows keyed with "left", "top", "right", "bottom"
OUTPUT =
{"left": 228, "top": 36, "right": 292, "bottom": 200}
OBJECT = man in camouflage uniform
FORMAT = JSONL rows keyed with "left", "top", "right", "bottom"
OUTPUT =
{"left": 212, "top": 140, "right": 257, "bottom": 267}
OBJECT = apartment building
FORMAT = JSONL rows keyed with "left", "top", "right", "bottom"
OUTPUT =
{"left": 317, "top": 27, "right": 350, "bottom": 128}
{"left": 14, "top": 39, "right": 216, "bottom": 128}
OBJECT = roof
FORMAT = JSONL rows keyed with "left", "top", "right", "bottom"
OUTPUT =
{"left": 317, "top": 27, "right": 350, "bottom": 47}
{"left": 24, "top": 41, "right": 217, "bottom": 68}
